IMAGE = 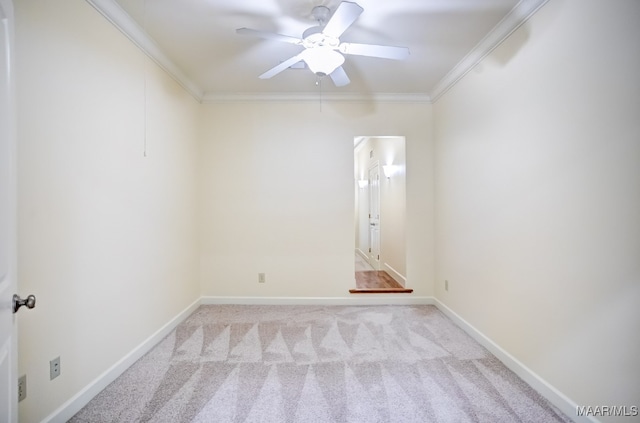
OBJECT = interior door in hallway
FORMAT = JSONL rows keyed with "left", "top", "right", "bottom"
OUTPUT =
{"left": 0, "top": 0, "right": 18, "bottom": 420}
{"left": 368, "top": 163, "right": 381, "bottom": 270}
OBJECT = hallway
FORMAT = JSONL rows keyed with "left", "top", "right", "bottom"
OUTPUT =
{"left": 352, "top": 253, "right": 413, "bottom": 293}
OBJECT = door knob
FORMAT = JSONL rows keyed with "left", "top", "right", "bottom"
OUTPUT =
{"left": 13, "top": 294, "right": 36, "bottom": 313}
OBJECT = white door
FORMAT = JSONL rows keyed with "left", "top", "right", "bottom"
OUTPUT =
{"left": 368, "top": 164, "right": 381, "bottom": 270}
{"left": 0, "top": 0, "right": 18, "bottom": 421}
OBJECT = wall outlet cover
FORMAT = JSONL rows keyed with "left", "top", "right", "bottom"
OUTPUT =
{"left": 18, "top": 375, "right": 26, "bottom": 402}
{"left": 50, "top": 356, "right": 61, "bottom": 380}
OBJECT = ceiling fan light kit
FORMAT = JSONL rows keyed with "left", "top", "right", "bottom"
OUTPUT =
{"left": 302, "top": 48, "right": 345, "bottom": 76}
{"left": 236, "top": 1, "right": 410, "bottom": 87}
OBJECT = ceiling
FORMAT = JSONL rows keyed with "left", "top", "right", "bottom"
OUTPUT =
{"left": 88, "top": 0, "right": 547, "bottom": 101}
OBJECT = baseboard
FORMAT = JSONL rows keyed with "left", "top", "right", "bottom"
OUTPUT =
{"left": 201, "top": 295, "right": 434, "bottom": 306}
{"left": 42, "top": 297, "right": 201, "bottom": 423}
{"left": 383, "top": 262, "right": 406, "bottom": 285}
{"left": 40, "top": 294, "right": 432, "bottom": 422}
{"left": 432, "top": 298, "right": 598, "bottom": 423}
{"left": 355, "top": 248, "right": 368, "bottom": 261}
{"left": 41, "top": 295, "right": 590, "bottom": 423}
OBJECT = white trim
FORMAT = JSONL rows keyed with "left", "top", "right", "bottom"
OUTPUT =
{"left": 355, "top": 248, "right": 369, "bottom": 262}
{"left": 430, "top": 0, "right": 550, "bottom": 102}
{"left": 41, "top": 298, "right": 201, "bottom": 423}
{"left": 383, "top": 262, "right": 406, "bottom": 285}
{"left": 39, "top": 295, "right": 431, "bottom": 421}
{"left": 84, "top": 0, "right": 203, "bottom": 101}
{"left": 83, "top": 0, "right": 548, "bottom": 104}
{"left": 40, "top": 294, "right": 592, "bottom": 423}
{"left": 200, "top": 92, "right": 431, "bottom": 104}
{"left": 201, "top": 296, "right": 434, "bottom": 306}
{"left": 432, "top": 298, "right": 598, "bottom": 423}
{"left": 83, "top": 0, "right": 432, "bottom": 105}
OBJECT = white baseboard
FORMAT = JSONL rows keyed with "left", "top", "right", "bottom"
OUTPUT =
{"left": 201, "top": 296, "right": 434, "bottom": 306}
{"left": 42, "top": 294, "right": 432, "bottom": 422}
{"left": 383, "top": 262, "right": 406, "bottom": 285}
{"left": 355, "top": 248, "right": 368, "bottom": 261}
{"left": 42, "top": 297, "right": 201, "bottom": 423}
{"left": 42, "top": 295, "right": 591, "bottom": 423}
{"left": 432, "top": 298, "right": 598, "bottom": 423}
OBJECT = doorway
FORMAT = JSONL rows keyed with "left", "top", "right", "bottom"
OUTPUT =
{"left": 352, "top": 136, "right": 410, "bottom": 293}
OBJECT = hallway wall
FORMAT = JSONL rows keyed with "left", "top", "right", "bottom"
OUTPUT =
{"left": 15, "top": 1, "right": 201, "bottom": 421}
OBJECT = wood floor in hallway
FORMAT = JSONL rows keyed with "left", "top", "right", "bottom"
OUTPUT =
{"left": 351, "top": 270, "right": 413, "bottom": 293}
{"left": 352, "top": 253, "right": 412, "bottom": 293}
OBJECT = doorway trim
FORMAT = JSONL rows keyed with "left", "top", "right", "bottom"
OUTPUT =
{"left": 367, "top": 161, "right": 381, "bottom": 270}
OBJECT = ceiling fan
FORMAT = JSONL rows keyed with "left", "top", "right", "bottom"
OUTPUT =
{"left": 236, "top": 1, "right": 410, "bottom": 87}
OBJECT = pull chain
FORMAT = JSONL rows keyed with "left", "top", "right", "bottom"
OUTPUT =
{"left": 316, "top": 76, "right": 323, "bottom": 112}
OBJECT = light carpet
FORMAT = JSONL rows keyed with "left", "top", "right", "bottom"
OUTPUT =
{"left": 70, "top": 305, "right": 572, "bottom": 422}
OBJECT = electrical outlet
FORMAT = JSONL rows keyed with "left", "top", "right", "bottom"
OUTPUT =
{"left": 50, "top": 356, "right": 61, "bottom": 380}
{"left": 445, "top": 280, "right": 449, "bottom": 291}
{"left": 258, "top": 273, "right": 266, "bottom": 283}
{"left": 18, "top": 375, "right": 26, "bottom": 402}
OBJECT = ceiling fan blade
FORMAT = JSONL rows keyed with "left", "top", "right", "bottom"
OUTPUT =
{"left": 339, "top": 42, "right": 410, "bottom": 60}
{"left": 330, "top": 66, "right": 350, "bottom": 87}
{"left": 236, "top": 28, "right": 302, "bottom": 45}
{"left": 259, "top": 54, "right": 305, "bottom": 79}
{"left": 322, "top": 2, "right": 363, "bottom": 39}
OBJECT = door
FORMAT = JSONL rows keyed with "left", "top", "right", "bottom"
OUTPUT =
{"left": 0, "top": 0, "right": 17, "bottom": 421}
{"left": 368, "top": 163, "right": 381, "bottom": 270}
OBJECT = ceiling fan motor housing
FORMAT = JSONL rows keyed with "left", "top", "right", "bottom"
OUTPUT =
{"left": 302, "top": 26, "right": 340, "bottom": 49}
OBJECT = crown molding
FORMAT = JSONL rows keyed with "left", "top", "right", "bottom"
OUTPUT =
{"left": 86, "top": 0, "right": 548, "bottom": 105}
{"left": 201, "top": 92, "right": 431, "bottom": 104}
{"left": 85, "top": 0, "right": 203, "bottom": 101}
{"left": 430, "top": 0, "right": 550, "bottom": 102}
{"left": 84, "top": 0, "right": 429, "bottom": 104}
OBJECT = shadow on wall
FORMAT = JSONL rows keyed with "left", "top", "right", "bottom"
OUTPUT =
{"left": 475, "top": 22, "right": 531, "bottom": 73}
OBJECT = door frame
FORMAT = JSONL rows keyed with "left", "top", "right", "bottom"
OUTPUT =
{"left": 367, "top": 162, "right": 381, "bottom": 270}
{"left": 0, "top": 0, "right": 18, "bottom": 420}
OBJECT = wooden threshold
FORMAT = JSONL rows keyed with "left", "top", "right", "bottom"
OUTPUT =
{"left": 352, "top": 270, "right": 412, "bottom": 294}
{"left": 349, "top": 288, "right": 414, "bottom": 294}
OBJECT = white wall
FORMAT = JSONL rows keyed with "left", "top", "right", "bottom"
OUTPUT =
{"left": 15, "top": 1, "right": 200, "bottom": 421}
{"left": 354, "top": 140, "right": 369, "bottom": 257}
{"left": 199, "top": 101, "right": 433, "bottom": 297}
{"left": 434, "top": 0, "right": 640, "bottom": 419}
{"left": 378, "top": 137, "right": 406, "bottom": 282}
{"left": 354, "top": 137, "right": 406, "bottom": 282}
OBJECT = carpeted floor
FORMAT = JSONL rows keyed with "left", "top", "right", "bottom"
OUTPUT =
{"left": 70, "top": 305, "right": 572, "bottom": 422}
